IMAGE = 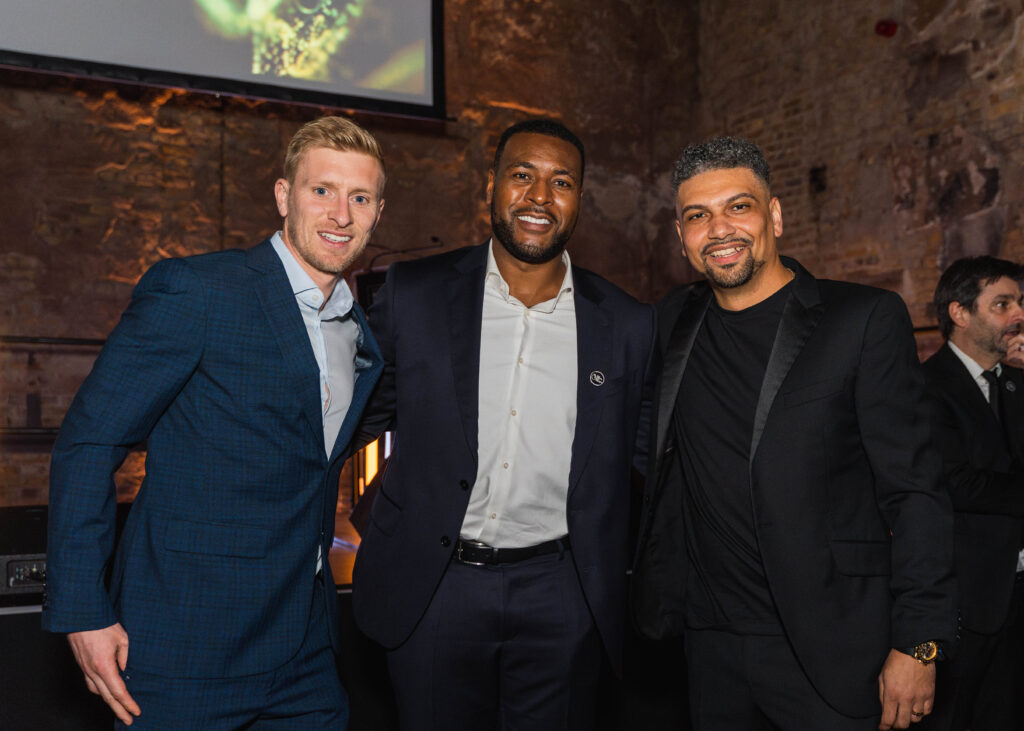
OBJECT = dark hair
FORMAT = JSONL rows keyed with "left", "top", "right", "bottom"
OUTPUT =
{"left": 934, "top": 256, "right": 1024, "bottom": 338}
{"left": 492, "top": 119, "right": 585, "bottom": 179}
{"left": 671, "top": 136, "right": 770, "bottom": 191}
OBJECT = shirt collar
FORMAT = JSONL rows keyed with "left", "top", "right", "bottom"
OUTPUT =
{"left": 271, "top": 231, "right": 354, "bottom": 319}
{"left": 484, "top": 238, "right": 574, "bottom": 314}
{"left": 948, "top": 339, "right": 1001, "bottom": 379}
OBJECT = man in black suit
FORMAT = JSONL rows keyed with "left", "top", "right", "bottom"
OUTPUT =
{"left": 352, "top": 119, "right": 655, "bottom": 730}
{"left": 631, "top": 136, "right": 956, "bottom": 730}
{"left": 921, "top": 256, "right": 1024, "bottom": 730}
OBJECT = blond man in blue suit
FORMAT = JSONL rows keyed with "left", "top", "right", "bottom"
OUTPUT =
{"left": 42, "top": 116, "right": 386, "bottom": 729}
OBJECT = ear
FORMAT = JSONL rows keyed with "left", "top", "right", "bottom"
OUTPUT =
{"left": 949, "top": 300, "right": 971, "bottom": 330}
{"left": 371, "top": 198, "right": 386, "bottom": 231}
{"left": 770, "top": 197, "right": 783, "bottom": 237}
{"left": 486, "top": 169, "right": 495, "bottom": 206}
{"left": 274, "top": 178, "right": 289, "bottom": 218}
{"left": 674, "top": 218, "right": 695, "bottom": 265}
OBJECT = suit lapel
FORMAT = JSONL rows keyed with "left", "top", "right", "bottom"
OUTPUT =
{"left": 655, "top": 288, "right": 711, "bottom": 461}
{"left": 567, "top": 270, "right": 611, "bottom": 499}
{"left": 935, "top": 344, "right": 1006, "bottom": 452}
{"left": 449, "top": 245, "right": 488, "bottom": 459}
{"left": 327, "top": 303, "right": 383, "bottom": 464}
{"left": 750, "top": 259, "right": 823, "bottom": 461}
{"left": 248, "top": 241, "right": 324, "bottom": 449}
{"left": 1001, "top": 367, "right": 1024, "bottom": 461}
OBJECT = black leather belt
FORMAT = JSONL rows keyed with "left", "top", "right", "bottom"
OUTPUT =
{"left": 453, "top": 537, "right": 570, "bottom": 566}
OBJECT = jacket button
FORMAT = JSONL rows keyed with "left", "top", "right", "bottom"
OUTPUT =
{"left": 440, "top": 536, "right": 450, "bottom": 547}
{"left": 459, "top": 480, "right": 470, "bottom": 490}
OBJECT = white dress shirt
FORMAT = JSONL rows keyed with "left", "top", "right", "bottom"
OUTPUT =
{"left": 272, "top": 232, "right": 358, "bottom": 457}
{"left": 947, "top": 340, "right": 1024, "bottom": 572}
{"left": 460, "top": 241, "right": 578, "bottom": 548}
{"left": 272, "top": 232, "right": 359, "bottom": 573}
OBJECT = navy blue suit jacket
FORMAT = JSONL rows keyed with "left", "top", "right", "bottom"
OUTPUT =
{"left": 42, "top": 239, "right": 383, "bottom": 679}
{"left": 351, "top": 243, "right": 656, "bottom": 673}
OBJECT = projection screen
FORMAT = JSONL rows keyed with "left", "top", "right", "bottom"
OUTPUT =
{"left": 0, "top": 0, "right": 444, "bottom": 117}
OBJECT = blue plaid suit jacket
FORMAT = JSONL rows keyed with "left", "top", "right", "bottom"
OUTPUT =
{"left": 42, "top": 239, "right": 382, "bottom": 679}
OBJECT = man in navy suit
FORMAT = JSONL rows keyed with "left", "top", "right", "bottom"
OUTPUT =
{"left": 921, "top": 256, "right": 1024, "bottom": 730}
{"left": 631, "top": 137, "right": 955, "bottom": 730}
{"left": 352, "top": 119, "right": 656, "bottom": 730}
{"left": 42, "top": 116, "right": 386, "bottom": 729}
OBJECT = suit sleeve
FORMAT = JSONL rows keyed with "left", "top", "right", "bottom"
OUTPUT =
{"left": 925, "top": 382, "right": 1024, "bottom": 516}
{"left": 42, "top": 258, "right": 206, "bottom": 633}
{"left": 855, "top": 292, "right": 956, "bottom": 648}
{"left": 354, "top": 262, "right": 399, "bottom": 446}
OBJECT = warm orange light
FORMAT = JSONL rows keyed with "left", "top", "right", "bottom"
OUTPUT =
{"left": 365, "top": 438, "right": 379, "bottom": 485}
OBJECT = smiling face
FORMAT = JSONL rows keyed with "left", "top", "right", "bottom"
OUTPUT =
{"left": 274, "top": 146, "right": 385, "bottom": 296}
{"left": 675, "top": 166, "right": 783, "bottom": 293}
{"left": 952, "top": 275, "right": 1024, "bottom": 367}
{"left": 487, "top": 132, "right": 583, "bottom": 265}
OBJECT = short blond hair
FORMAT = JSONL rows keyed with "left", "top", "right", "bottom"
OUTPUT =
{"left": 283, "top": 116, "right": 386, "bottom": 186}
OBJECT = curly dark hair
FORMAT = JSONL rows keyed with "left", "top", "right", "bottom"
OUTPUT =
{"left": 671, "top": 136, "right": 770, "bottom": 192}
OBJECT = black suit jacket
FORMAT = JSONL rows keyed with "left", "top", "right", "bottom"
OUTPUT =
{"left": 922, "top": 344, "right": 1024, "bottom": 634}
{"left": 352, "top": 243, "right": 656, "bottom": 673}
{"left": 632, "top": 257, "right": 956, "bottom": 717}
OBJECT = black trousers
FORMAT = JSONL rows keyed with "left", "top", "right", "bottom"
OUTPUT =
{"left": 387, "top": 550, "right": 602, "bottom": 731}
{"left": 684, "top": 629, "right": 879, "bottom": 731}
{"left": 924, "top": 576, "right": 1024, "bottom": 731}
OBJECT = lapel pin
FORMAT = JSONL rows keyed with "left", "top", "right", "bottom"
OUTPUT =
{"left": 1007, "top": 381, "right": 1016, "bottom": 393}
{"left": 589, "top": 371, "right": 605, "bottom": 387}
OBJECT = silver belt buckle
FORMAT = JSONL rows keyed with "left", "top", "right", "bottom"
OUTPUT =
{"left": 457, "top": 539, "right": 494, "bottom": 566}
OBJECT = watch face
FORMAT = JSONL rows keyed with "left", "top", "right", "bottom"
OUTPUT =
{"left": 915, "top": 641, "right": 939, "bottom": 663}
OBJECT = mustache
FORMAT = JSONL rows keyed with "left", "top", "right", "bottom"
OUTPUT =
{"left": 701, "top": 236, "right": 753, "bottom": 258}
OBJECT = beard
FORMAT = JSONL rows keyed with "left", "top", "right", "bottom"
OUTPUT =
{"left": 701, "top": 241, "right": 762, "bottom": 289}
{"left": 982, "top": 325, "right": 1020, "bottom": 357}
{"left": 284, "top": 216, "right": 361, "bottom": 276}
{"left": 491, "top": 204, "right": 572, "bottom": 265}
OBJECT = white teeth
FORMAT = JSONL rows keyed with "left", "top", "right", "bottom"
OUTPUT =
{"left": 709, "top": 247, "right": 741, "bottom": 258}
{"left": 321, "top": 232, "right": 349, "bottom": 243}
{"left": 517, "top": 215, "right": 550, "bottom": 225}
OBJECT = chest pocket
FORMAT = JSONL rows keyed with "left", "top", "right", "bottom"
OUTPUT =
{"left": 782, "top": 376, "right": 846, "bottom": 408}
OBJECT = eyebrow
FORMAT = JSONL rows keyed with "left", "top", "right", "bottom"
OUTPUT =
{"left": 313, "top": 181, "right": 378, "bottom": 196}
{"left": 505, "top": 160, "right": 579, "bottom": 181}
{"left": 680, "top": 191, "right": 758, "bottom": 215}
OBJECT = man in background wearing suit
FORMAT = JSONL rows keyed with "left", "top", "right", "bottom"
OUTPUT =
{"left": 42, "top": 116, "right": 386, "bottom": 728}
{"left": 631, "top": 136, "right": 956, "bottom": 730}
{"left": 352, "top": 119, "right": 656, "bottom": 730}
{"left": 921, "top": 256, "right": 1024, "bottom": 730}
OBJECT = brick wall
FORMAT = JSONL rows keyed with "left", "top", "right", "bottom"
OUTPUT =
{"left": 4, "top": 0, "right": 1021, "bottom": 506}
{"left": 0, "top": 0, "right": 698, "bottom": 506}
{"left": 690, "top": 0, "right": 1024, "bottom": 327}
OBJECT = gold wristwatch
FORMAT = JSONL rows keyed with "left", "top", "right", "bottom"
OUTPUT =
{"left": 901, "top": 640, "right": 940, "bottom": 664}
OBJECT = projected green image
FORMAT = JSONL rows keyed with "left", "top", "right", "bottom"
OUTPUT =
{"left": 194, "top": 0, "right": 368, "bottom": 80}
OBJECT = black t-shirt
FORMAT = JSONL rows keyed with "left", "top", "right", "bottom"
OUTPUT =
{"left": 675, "top": 283, "right": 791, "bottom": 634}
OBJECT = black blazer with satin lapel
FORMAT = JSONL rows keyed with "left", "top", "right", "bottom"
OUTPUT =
{"left": 632, "top": 256, "right": 956, "bottom": 717}
{"left": 923, "top": 343, "right": 1024, "bottom": 633}
{"left": 351, "top": 242, "right": 656, "bottom": 673}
